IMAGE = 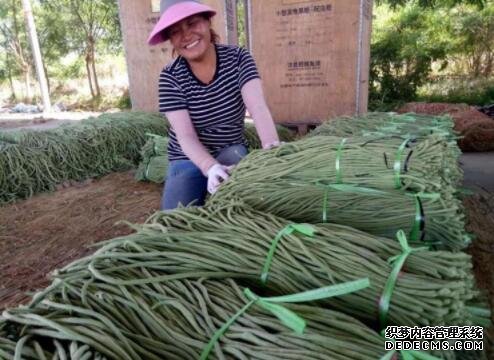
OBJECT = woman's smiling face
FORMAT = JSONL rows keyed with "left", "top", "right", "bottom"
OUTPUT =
{"left": 167, "top": 14, "right": 212, "bottom": 62}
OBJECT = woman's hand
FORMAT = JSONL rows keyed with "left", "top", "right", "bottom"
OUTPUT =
{"left": 206, "top": 164, "right": 233, "bottom": 194}
{"left": 262, "top": 140, "right": 285, "bottom": 150}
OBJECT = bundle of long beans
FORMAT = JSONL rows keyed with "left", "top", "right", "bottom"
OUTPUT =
{"left": 215, "top": 180, "right": 468, "bottom": 249}
{"left": 309, "top": 113, "right": 462, "bottom": 185}
{"left": 1, "top": 274, "right": 394, "bottom": 360}
{"left": 101, "top": 203, "right": 477, "bottom": 327}
{"left": 309, "top": 112, "right": 456, "bottom": 140}
{"left": 135, "top": 155, "right": 169, "bottom": 183}
{"left": 135, "top": 134, "right": 170, "bottom": 182}
{"left": 218, "top": 135, "right": 461, "bottom": 193}
{"left": 211, "top": 136, "right": 467, "bottom": 249}
{"left": 0, "top": 111, "right": 168, "bottom": 203}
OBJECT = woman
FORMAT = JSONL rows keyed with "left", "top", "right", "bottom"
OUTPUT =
{"left": 148, "top": 0, "right": 280, "bottom": 210}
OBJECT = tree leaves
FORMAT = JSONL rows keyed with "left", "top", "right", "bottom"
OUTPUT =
{"left": 376, "top": 0, "right": 487, "bottom": 9}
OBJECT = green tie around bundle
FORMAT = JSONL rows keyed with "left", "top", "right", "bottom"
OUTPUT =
{"left": 335, "top": 138, "right": 347, "bottom": 183}
{"left": 394, "top": 138, "right": 412, "bottom": 189}
{"left": 378, "top": 230, "right": 429, "bottom": 329}
{"left": 261, "top": 223, "right": 315, "bottom": 283}
{"left": 200, "top": 279, "right": 371, "bottom": 360}
{"left": 316, "top": 182, "right": 389, "bottom": 223}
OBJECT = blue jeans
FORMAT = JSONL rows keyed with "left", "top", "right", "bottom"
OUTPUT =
{"left": 161, "top": 144, "right": 248, "bottom": 210}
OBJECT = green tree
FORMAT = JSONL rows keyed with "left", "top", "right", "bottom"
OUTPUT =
{"left": 0, "top": 0, "right": 34, "bottom": 101}
{"left": 450, "top": 3, "right": 494, "bottom": 76}
{"left": 377, "top": 0, "right": 486, "bottom": 8}
{"left": 41, "top": 0, "right": 121, "bottom": 98}
{"left": 370, "top": 5, "right": 449, "bottom": 106}
{"left": 236, "top": 0, "right": 246, "bottom": 48}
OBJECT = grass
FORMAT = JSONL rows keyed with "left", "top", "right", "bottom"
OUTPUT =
{"left": 417, "top": 76, "right": 494, "bottom": 106}
{"left": 368, "top": 76, "right": 494, "bottom": 112}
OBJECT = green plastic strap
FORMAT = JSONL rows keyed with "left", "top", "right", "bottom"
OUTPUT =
{"left": 144, "top": 159, "right": 151, "bottom": 181}
{"left": 378, "top": 230, "right": 428, "bottom": 329}
{"left": 329, "top": 184, "right": 389, "bottom": 196}
{"left": 154, "top": 141, "right": 159, "bottom": 156}
{"left": 257, "top": 278, "right": 370, "bottom": 303}
{"left": 405, "top": 193, "right": 440, "bottom": 242}
{"left": 244, "top": 289, "right": 306, "bottom": 334}
{"left": 201, "top": 279, "right": 371, "bottom": 360}
{"left": 261, "top": 224, "right": 315, "bottom": 283}
{"left": 200, "top": 299, "right": 255, "bottom": 360}
{"left": 144, "top": 133, "right": 161, "bottom": 156}
{"left": 322, "top": 187, "right": 330, "bottom": 223}
{"left": 409, "top": 195, "right": 423, "bottom": 242}
{"left": 316, "top": 182, "right": 389, "bottom": 223}
{"left": 394, "top": 138, "right": 411, "bottom": 189}
{"left": 335, "top": 138, "right": 347, "bottom": 184}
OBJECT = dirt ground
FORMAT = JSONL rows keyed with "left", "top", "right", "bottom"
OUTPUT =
{"left": 0, "top": 171, "right": 161, "bottom": 308}
{"left": 464, "top": 192, "right": 494, "bottom": 312}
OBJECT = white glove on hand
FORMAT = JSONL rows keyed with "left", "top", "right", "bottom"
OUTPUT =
{"left": 262, "top": 141, "right": 285, "bottom": 150}
{"left": 206, "top": 164, "right": 233, "bottom": 194}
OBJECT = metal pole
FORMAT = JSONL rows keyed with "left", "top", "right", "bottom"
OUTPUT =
{"left": 21, "top": 0, "right": 51, "bottom": 113}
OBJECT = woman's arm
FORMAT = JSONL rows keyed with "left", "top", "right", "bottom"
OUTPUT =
{"left": 241, "top": 78, "right": 280, "bottom": 149}
{"left": 165, "top": 109, "right": 218, "bottom": 175}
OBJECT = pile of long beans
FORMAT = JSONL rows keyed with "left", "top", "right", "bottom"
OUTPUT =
{"left": 0, "top": 111, "right": 168, "bottom": 203}
{"left": 309, "top": 112, "right": 456, "bottom": 140}
{"left": 211, "top": 136, "right": 467, "bottom": 249}
{"left": 1, "top": 274, "right": 394, "bottom": 360}
{"left": 114, "top": 203, "right": 477, "bottom": 327}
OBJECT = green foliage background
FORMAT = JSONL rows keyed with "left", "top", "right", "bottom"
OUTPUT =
{"left": 370, "top": 0, "right": 494, "bottom": 110}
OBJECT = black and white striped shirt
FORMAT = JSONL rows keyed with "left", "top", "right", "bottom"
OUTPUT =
{"left": 158, "top": 44, "right": 260, "bottom": 161}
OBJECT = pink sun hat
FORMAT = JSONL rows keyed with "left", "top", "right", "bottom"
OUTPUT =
{"left": 147, "top": 0, "right": 216, "bottom": 45}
